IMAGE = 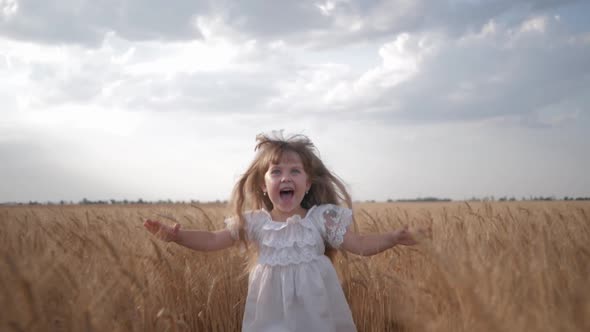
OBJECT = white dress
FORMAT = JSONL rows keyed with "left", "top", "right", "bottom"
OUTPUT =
{"left": 225, "top": 204, "right": 357, "bottom": 332}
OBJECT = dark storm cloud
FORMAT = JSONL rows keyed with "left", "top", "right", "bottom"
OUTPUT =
{"left": 219, "top": 0, "right": 331, "bottom": 37}
{"left": 357, "top": 0, "right": 581, "bottom": 34}
{"left": 223, "top": 0, "right": 586, "bottom": 47}
{"left": 2, "top": 0, "right": 586, "bottom": 47}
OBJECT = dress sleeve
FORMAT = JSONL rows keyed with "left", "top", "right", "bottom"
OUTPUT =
{"left": 314, "top": 204, "right": 353, "bottom": 249}
{"left": 224, "top": 211, "right": 264, "bottom": 243}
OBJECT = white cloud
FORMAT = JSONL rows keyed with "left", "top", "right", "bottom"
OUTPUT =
{"left": 363, "top": 32, "right": 436, "bottom": 88}
{"left": 316, "top": 0, "right": 336, "bottom": 17}
{"left": 0, "top": 0, "right": 18, "bottom": 18}
{"left": 519, "top": 16, "right": 548, "bottom": 33}
{"left": 267, "top": 62, "right": 355, "bottom": 112}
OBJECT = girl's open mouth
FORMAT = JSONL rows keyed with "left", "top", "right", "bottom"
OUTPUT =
{"left": 279, "top": 189, "right": 295, "bottom": 201}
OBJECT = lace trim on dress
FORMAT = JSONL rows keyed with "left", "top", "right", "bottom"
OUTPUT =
{"left": 260, "top": 214, "right": 316, "bottom": 230}
{"left": 258, "top": 206, "right": 317, "bottom": 228}
{"left": 260, "top": 231, "right": 318, "bottom": 248}
{"left": 258, "top": 244, "right": 322, "bottom": 266}
{"left": 259, "top": 214, "right": 319, "bottom": 248}
{"left": 322, "top": 206, "right": 353, "bottom": 248}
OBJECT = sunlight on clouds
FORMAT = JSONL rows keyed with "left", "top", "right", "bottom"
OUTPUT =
{"left": 193, "top": 15, "right": 238, "bottom": 41}
{"left": 99, "top": 79, "right": 125, "bottom": 99}
{"left": 461, "top": 15, "right": 552, "bottom": 47}
{"left": 2, "top": 29, "right": 270, "bottom": 116}
{"left": 19, "top": 106, "right": 143, "bottom": 137}
{"left": 348, "top": 19, "right": 363, "bottom": 32}
{"left": 519, "top": 16, "right": 548, "bottom": 34}
{"left": 472, "top": 20, "right": 498, "bottom": 40}
{"left": 357, "top": 33, "right": 434, "bottom": 89}
{"left": 2, "top": 39, "right": 129, "bottom": 113}
{"left": 316, "top": 1, "right": 336, "bottom": 16}
{"left": 109, "top": 46, "right": 136, "bottom": 65}
{"left": 267, "top": 32, "right": 436, "bottom": 112}
{"left": 0, "top": 0, "right": 18, "bottom": 18}
{"left": 268, "top": 40, "right": 286, "bottom": 50}
{"left": 124, "top": 40, "right": 239, "bottom": 75}
{"left": 316, "top": 1, "right": 364, "bottom": 33}
{"left": 267, "top": 63, "right": 354, "bottom": 111}
{"left": 503, "top": 16, "right": 552, "bottom": 47}
{"left": 380, "top": 34, "right": 419, "bottom": 73}
{"left": 0, "top": 37, "right": 71, "bottom": 64}
{"left": 481, "top": 20, "right": 497, "bottom": 36}
{"left": 457, "top": 20, "right": 501, "bottom": 44}
{"left": 122, "top": 34, "right": 262, "bottom": 76}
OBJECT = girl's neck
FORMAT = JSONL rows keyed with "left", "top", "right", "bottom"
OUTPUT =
{"left": 270, "top": 206, "right": 308, "bottom": 222}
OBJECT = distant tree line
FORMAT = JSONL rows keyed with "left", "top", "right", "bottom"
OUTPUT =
{"left": 3, "top": 198, "right": 228, "bottom": 206}
{"left": 379, "top": 196, "right": 590, "bottom": 203}
{"left": 466, "top": 196, "right": 590, "bottom": 202}
{"left": 386, "top": 197, "right": 452, "bottom": 203}
{"left": 3, "top": 196, "right": 590, "bottom": 206}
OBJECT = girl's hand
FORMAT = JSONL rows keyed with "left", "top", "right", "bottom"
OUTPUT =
{"left": 392, "top": 225, "right": 432, "bottom": 246}
{"left": 144, "top": 219, "right": 180, "bottom": 242}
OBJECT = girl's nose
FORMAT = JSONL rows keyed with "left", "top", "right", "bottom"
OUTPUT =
{"left": 280, "top": 176, "right": 291, "bottom": 183}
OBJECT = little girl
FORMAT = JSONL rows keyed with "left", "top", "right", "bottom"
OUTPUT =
{"left": 144, "top": 132, "right": 419, "bottom": 332}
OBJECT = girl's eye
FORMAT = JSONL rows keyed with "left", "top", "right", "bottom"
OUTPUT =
{"left": 271, "top": 169, "right": 281, "bottom": 175}
{"left": 291, "top": 169, "right": 301, "bottom": 174}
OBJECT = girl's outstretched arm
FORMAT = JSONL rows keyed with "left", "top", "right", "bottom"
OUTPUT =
{"left": 340, "top": 226, "right": 419, "bottom": 256}
{"left": 144, "top": 219, "right": 235, "bottom": 251}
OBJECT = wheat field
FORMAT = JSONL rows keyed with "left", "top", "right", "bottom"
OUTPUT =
{"left": 1, "top": 201, "right": 589, "bottom": 332}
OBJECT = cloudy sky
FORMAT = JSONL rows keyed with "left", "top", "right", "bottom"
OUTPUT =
{"left": 1, "top": 0, "right": 589, "bottom": 203}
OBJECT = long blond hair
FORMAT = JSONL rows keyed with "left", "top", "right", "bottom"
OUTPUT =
{"left": 229, "top": 131, "right": 352, "bottom": 262}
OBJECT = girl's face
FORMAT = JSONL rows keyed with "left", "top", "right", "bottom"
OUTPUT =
{"left": 262, "top": 151, "right": 311, "bottom": 217}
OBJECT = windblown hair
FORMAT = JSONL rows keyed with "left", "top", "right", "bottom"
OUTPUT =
{"left": 229, "top": 131, "right": 352, "bottom": 262}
